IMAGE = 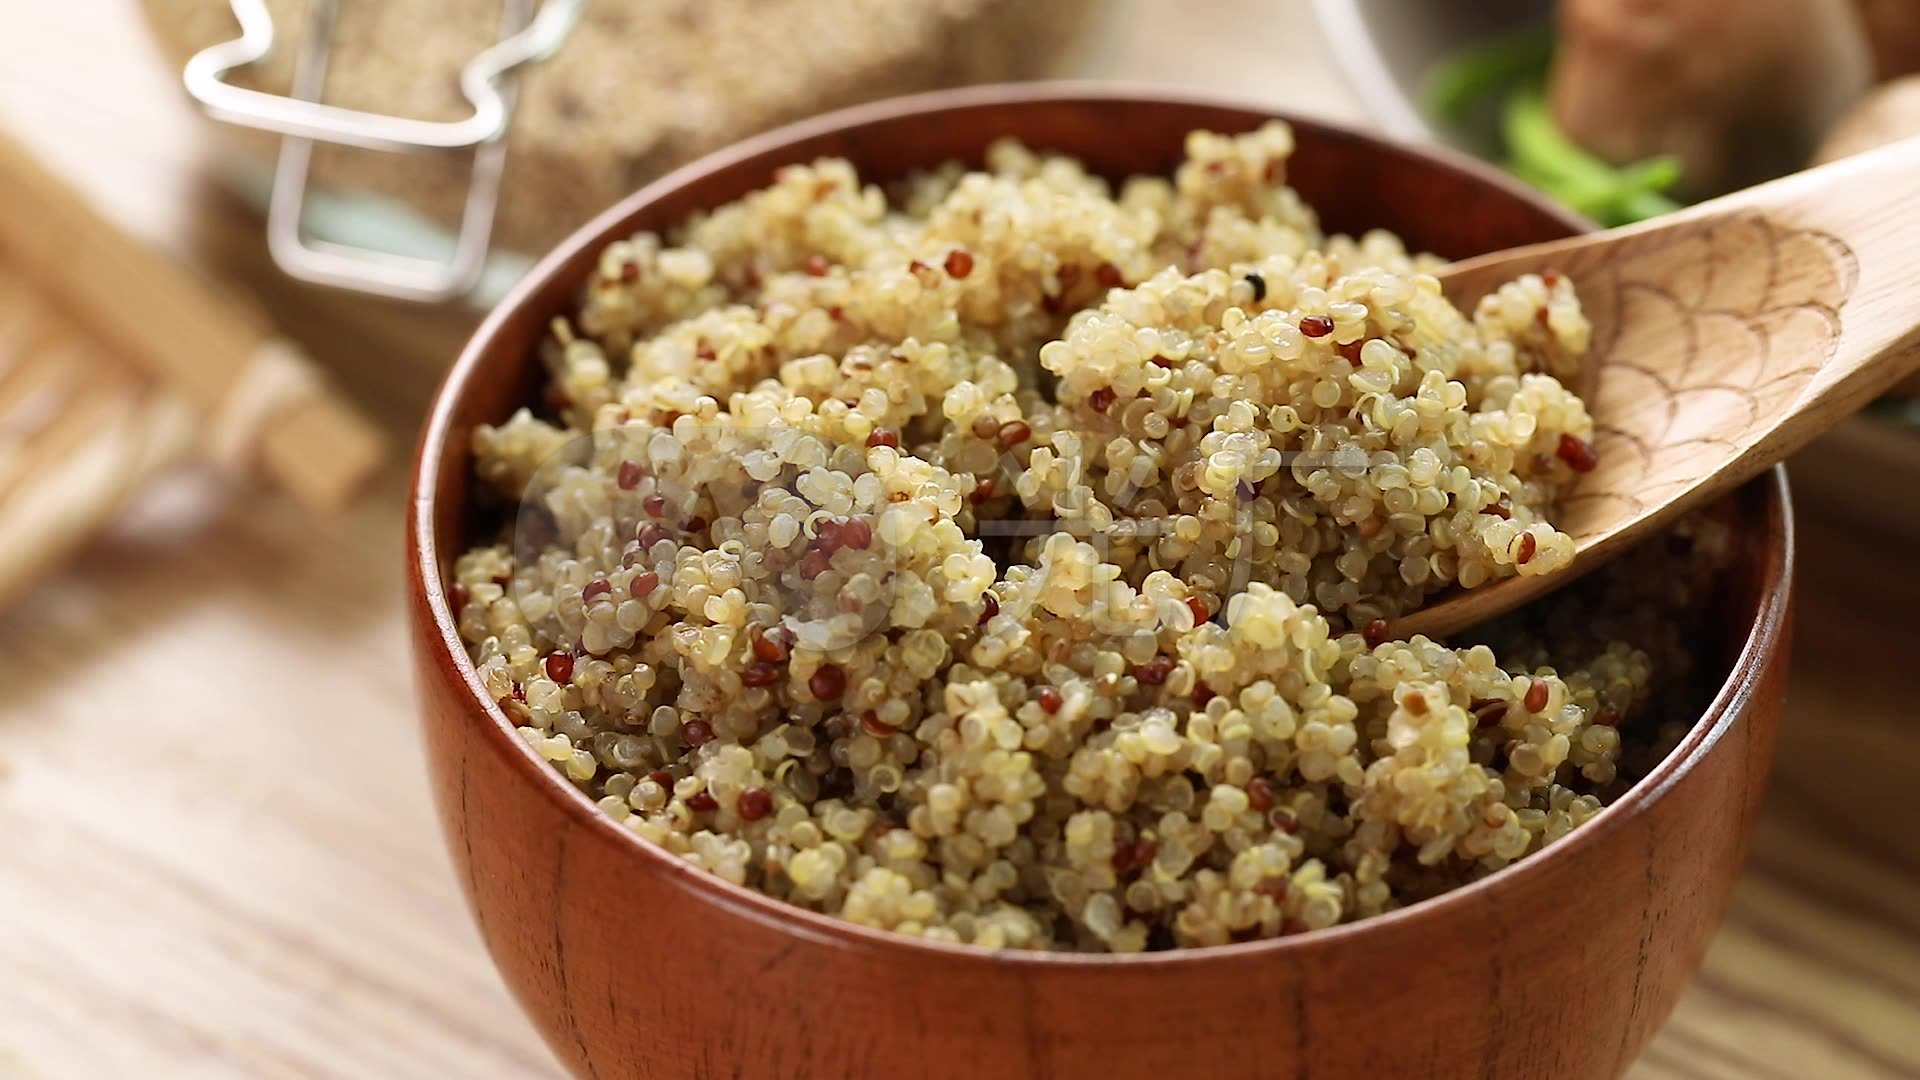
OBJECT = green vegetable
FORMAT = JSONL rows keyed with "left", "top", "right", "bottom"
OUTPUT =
{"left": 1422, "top": 27, "right": 1556, "bottom": 125}
{"left": 1421, "top": 31, "right": 1685, "bottom": 226}
{"left": 1502, "top": 90, "right": 1683, "bottom": 226}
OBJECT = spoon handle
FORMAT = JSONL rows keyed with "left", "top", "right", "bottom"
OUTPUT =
{"left": 1683, "top": 134, "right": 1920, "bottom": 445}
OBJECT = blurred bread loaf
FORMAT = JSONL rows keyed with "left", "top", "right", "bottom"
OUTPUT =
{"left": 142, "top": 0, "right": 1093, "bottom": 253}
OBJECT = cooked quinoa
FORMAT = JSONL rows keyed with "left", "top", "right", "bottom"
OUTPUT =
{"left": 454, "top": 124, "right": 1725, "bottom": 952}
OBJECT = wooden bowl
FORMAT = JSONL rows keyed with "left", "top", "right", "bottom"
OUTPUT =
{"left": 408, "top": 85, "right": 1794, "bottom": 1080}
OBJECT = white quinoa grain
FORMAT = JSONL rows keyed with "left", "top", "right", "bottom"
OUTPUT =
{"left": 457, "top": 123, "right": 1729, "bottom": 952}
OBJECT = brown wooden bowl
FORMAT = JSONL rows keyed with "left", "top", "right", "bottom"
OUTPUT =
{"left": 408, "top": 85, "right": 1795, "bottom": 1080}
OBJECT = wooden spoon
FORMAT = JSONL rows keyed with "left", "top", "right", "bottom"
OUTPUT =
{"left": 1395, "top": 135, "right": 1920, "bottom": 640}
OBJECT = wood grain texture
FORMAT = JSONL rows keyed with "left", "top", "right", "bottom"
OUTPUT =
{"left": 1401, "top": 140, "right": 1920, "bottom": 639}
{"left": 410, "top": 90, "right": 1794, "bottom": 1080}
{"left": 2, "top": 4, "right": 1917, "bottom": 1079}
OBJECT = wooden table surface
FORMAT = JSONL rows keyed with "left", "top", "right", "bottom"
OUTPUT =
{"left": 2, "top": 4, "right": 1916, "bottom": 1078}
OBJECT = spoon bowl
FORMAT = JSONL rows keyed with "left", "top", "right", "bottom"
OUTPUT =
{"left": 1397, "top": 137, "right": 1920, "bottom": 640}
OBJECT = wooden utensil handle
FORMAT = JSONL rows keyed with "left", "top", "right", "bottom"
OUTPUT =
{"left": 1696, "top": 134, "right": 1920, "bottom": 439}
{"left": 0, "top": 127, "right": 382, "bottom": 511}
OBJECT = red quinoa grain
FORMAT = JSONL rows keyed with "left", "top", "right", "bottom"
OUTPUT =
{"left": 1557, "top": 433, "right": 1599, "bottom": 473}
{"left": 1524, "top": 679, "right": 1551, "bottom": 713}
{"left": 809, "top": 665, "right": 847, "bottom": 701}
{"left": 737, "top": 787, "right": 774, "bottom": 821}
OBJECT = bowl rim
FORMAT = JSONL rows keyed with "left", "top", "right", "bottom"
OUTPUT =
{"left": 410, "top": 80, "right": 1795, "bottom": 968}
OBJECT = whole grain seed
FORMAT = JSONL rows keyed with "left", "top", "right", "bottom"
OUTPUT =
{"left": 1186, "top": 596, "right": 1211, "bottom": 626}
{"left": 738, "top": 786, "right": 774, "bottom": 822}
{"left": 1557, "top": 433, "right": 1600, "bottom": 473}
{"left": 753, "top": 626, "right": 792, "bottom": 663}
{"left": 840, "top": 517, "right": 873, "bottom": 550}
{"left": 1524, "top": 679, "right": 1552, "bottom": 713}
{"left": 809, "top": 665, "right": 847, "bottom": 701}
{"left": 1247, "top": 777, "right": 1277, "bottom": 812}
{"left": 458, "top": 123, "right": 1726, "bottom": 954}
{"left": 799, "top": 550, "right": 832, "bottom": 580}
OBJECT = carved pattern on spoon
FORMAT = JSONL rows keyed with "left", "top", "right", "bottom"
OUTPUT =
{"left": 1555, "top": 212, "right": 1857, "bottom": 544}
